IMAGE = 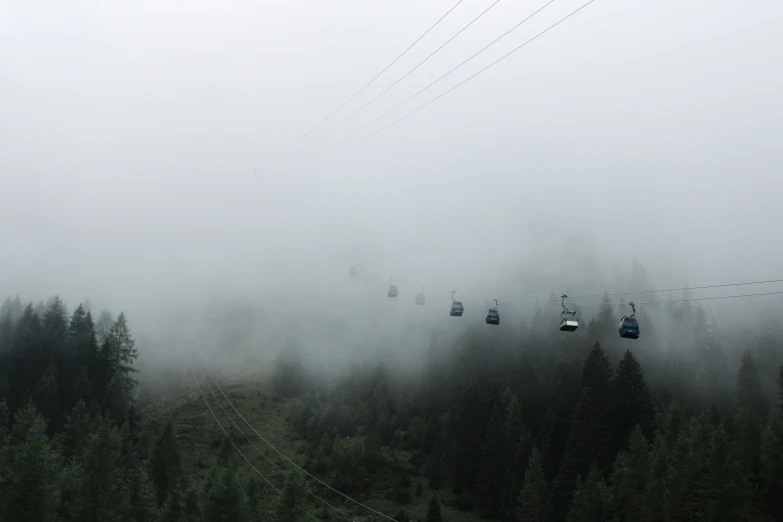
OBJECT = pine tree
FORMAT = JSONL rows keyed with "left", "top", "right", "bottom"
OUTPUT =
{"left": 42, "top": 295, "right": 68, "bottom": 361}
{"left": 122, "top": 462, "right": 160, "bottom": 522}
{"left": 760, "top": 417, "right": 783, "bottom": 520}
{"left": 614, "top": 350, "right": 654, "bottom": 449}
{"left": 31, "top": 370, "right": 61, "bottom": 433}
{"left": 276, "top": 471, "right": 305, "bottom": 522}
{"left": 425, "top": 494, "right": 442, "bottom": 522}
{"left": 607, "top": 426, "right": 649, "bottom": 521}
{"left": 56, "top": 399, "right": 92, "bottom": 458}
{"left": 0, "top": 404, "right": 61, "bottom": 522}
{"left": 552, "top": 385, "right": 613, "bottom": 516}
{"left": 737, "top": 350, "right": 769, "bottom": 418}
{"left": 476, "top": 402, "right": 508, "bottom": 517}
{"left": 582, "top": 341, "right": 613, "bottom": 395}
{"left": 96, "top": 309, "right": 114, "bottom": 344}
{"left": 517, "top": 447, "right": 549, "bottom": 522}
{"left": 0, "top": 399, "right": 9, "bottom": 445}
{"left": 701, "top": 424, "right": 752, "bottom": 521}
{"left": 149, "top": 418, "right": 182, "bottom": 506}
{"left": 75, "top": 415, "right": 124, "bottom": 521}
{"left": 161, "top": 486, "right": 184, "bottom": 522}
{"left": 203, "top": 465, "right": 250, "bottom": 522}
{"left": 778, "top": 362, "right": 783, "bottom": 417}
{"left": 566, "top": 465, "right": 608, "bottom": 522}
{"left": 644, "top": 435, "right": 669, "bottom": 521}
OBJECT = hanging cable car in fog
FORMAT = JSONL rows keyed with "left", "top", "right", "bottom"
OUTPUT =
{"left": 349, "top": 265, "right": 358, "bottom": 277}
{"left": 618, "top": 301, "right": 640, "bottom": 339}
{"left": 559, "top": 294, "right": 579, "bottom": 332}
{"left": 387, "top": 278, "right": 398, "bottom": 298}
{"left": 450, "top": 290, "right": 464, "bottom": 316}
{"left": 415, "top": 286, "right": 426, "bottom": 305}
{"left": 485, "top": 299, "right": 500, "bottom": 325}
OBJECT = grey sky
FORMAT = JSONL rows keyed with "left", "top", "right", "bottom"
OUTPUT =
{"left": 1, "top": 0, "right": 781, "bottom": 330}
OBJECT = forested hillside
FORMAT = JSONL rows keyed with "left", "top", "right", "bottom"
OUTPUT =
{"left": 2, "top": 292, "right": 783, "bottom": 522}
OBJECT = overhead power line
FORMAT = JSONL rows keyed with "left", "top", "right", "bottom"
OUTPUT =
{"left": 204, "top": 380, "right": 354, "bottom": 522}
{"left": 319, "top": 0, "right": 504, "bottom": 139}
{"left": 210, "top": 376, "right": 399, "bottom": 522}
{"left": 339, "top": 0, "right": 558, "bottom": 141}
{"left": 362, "top": 0, "right": 597, "bottom": 140}
{"left": 193, "top": 376, "right": 322, "bottom": 521}
{"left": 294, "top": 0, "right": 466, "bottom": 143}
{"left": 493, "top": 277, "right": 783, "bottom": 301}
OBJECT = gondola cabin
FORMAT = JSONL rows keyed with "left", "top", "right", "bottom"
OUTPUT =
{"left": 618, "top": 316, "right": 640, "bottom": 339}
{"left": 415, "top": 292, "right": 426, "bottom": 305}
{"left": 349, "top": 266, "right": 358, "bottom": 277}
{"left": 387, "top": 285, "right": 398, "bottom": 298}
{"left": 450, "top": 301, "right": 464, "bottom": 316}
{"left": 485, "top": 309, "right": 500, "bottom": 325}
{"left": 559, "top": 316, "right": 579, "bottom": 332}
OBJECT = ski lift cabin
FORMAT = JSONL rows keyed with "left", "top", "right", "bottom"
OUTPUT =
{"left": 559, "top": 294, "right": 579, "bottom": 332}
{"left": 387, "top": 278, "right": 398, "bottom": 298}
{"left": 415, "top": 292, "right": 426, "bottom": 305}
{"left": 485, "top": 299, "right": 500, "bottom": 325}
{"left": 618, "top": 302, "right": 640, "bottom": 339}
{"left": 449, "top": 291, "right": 464, "bottom": 316}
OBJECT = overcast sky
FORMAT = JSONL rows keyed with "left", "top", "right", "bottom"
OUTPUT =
{"left": 1, "top": 0, "right": 781, "bottom": 323}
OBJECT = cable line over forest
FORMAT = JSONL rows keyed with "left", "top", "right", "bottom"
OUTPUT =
{"left": 295, "top": 0, "right": 467, "bottom": 143}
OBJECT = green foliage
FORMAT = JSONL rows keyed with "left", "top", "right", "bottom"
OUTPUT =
{"left": 149, "top": 418, "right": 182, "bottom": 507}
{"left": 517, "top": 447, "right": 548, "bottom": 522}
{"left": 425, "top": 493, "right": 442, "bottom": 522}
{"left": 122, "top": 462, "right": 160, "bottom": 522}
{"left": 202, "top": 464, "right": 250, "bottom": 522}
{"left": 737, "top": 350, "right": 769, "bottom": 419}
{"left": 0, "top": 404, "right": 60, "bottom": 522}
{"left": 276, "top": 471, "right": 305, "bottom": 522}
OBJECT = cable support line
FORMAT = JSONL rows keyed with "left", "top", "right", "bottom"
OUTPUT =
{"left": 192, "top": 377, "right": 280, "bottom": 494}
{"left": 204, "top": 380, "right": 356, "bottom": 522}
{"left": 493, "top": 277, "right": 783, "bottom": 302}
{"left": 515, "top": 290, "right": 783, "bottom": 308}
{"left": 210, "top": 376, "right": 399, "bottom": 522}
{"left": 339, "top": 0, "right": 558, "bottom": 141}
{"left": 295, "top": 0, "right": 466, "bottom": 143}
{"left": 320, "top": 0, "right": 503, "bottom": 139}
{"left": 194, "top": 377, "right": 320, "bottom": 521}
{"left": 362, "top": 0, "right": 596, "bottom": 140}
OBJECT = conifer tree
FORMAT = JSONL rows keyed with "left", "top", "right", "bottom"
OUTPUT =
{"left": 607, "top": 426, "right": 649, "bottom": 520}
{"left": 476, "top": 402, "right": 508, "bottom": 516}
{"left": 161, "top": 486, "right": 184, "bottom": 522}
{"left": 149, "top": 418, "right": 182, "bottom": 506}
{"left": 737, "top": 350, "right": 769, "bottom": 418}
{"left": 31, "top": 369, "right": 61, "bottom": 434}
{"left": 276, "top": 471, "right": 305, "bottom": 522}
{"left": 95, "top": 309, "right": 114, "bottom": 344}
{"left": 56, "top": 399, "right": 92, "bottom": 458}
{"left": 75, "top": 415, "right": 124, "bottom": 521}
{"left": 122, "top": 462, "right": 160, "bottom": 522}
{"left": 0, "top": 404, "right": 60, "bottom": 522}
{"left": 566, "top": 465, "right": 608, "bottom": 522}
{"left": 425, "top": 493, "right": 442, "bottom": 522}
{"left": 0, "top": 399, "right": 9, "bottom": 445}
{"left": 203, "top": 465, "right": 250, "bottom": 522}
{"left": 614, "top": 350, "right": 654, "bottom": 449}
{"left": 517, "top": 447, "right": 549, "bottom": 522}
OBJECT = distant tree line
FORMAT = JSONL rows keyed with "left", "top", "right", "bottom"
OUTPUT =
{"left": 281, "top": 296, "right": 783, "bottom": 521}
{"left": 0, "top": 294, "right": 272, "bottom": 522}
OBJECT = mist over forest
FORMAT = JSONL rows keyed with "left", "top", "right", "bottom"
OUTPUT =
{"left": 2, "top": 0, "right": 783, "bottom": 521}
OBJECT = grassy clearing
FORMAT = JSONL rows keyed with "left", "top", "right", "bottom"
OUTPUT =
{"left": 138, "top": 372, "right": 487, "bottom": 522}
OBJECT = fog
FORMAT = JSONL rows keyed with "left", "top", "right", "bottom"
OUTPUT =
{"left": 2, "top": 1, "right": 782, "bottom": 385}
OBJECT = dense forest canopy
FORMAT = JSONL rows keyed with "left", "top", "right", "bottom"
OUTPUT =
{"left": 2, "top": 272, "right": 783, "bottom": 522}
